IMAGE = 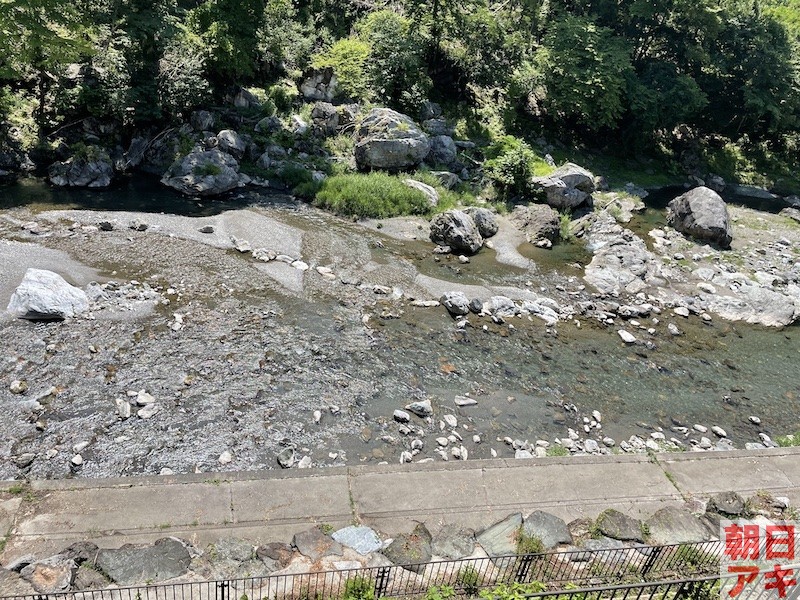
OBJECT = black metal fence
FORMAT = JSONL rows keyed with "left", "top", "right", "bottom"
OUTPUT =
{"left": 1, "top": 541, "right": 725, "bottom": 600}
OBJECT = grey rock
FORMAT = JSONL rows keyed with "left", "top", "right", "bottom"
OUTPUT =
{"left": 403, "top": 179, "right": 439, "bottom": 206}
{"left": 20, "top": 555, "right": 76, "bottom": 594}
{"left": 705, "top": 282, "right": 798, "bottom": 327}
{"left": 430, "top": 171, "right": 461, "bottom": 190}
{"left": 255, "top": 116, "right": 282, "bottom": 134}
{"left": 161, "top": 149, "right": 241, "bottom": 197}
{"left": 780, "top": 207, "right": 800, "bottom": 224}
{"left": 523, "top": 511, "right": 572, "bottom": 549}
{"left": 440, "top": 291, "right": 470, "bottom": 316}
{"left": 216, "top": 130, "right": 246, "bottom": 159}
{"left": 550, "top": 163, "right": 596, "bottom": 192}
{"left": 646, "top": 506, "right": 714, "bottom": 545}
{"left": 49, "top": 147, "right": 113, "bottom": 188}
{"left": 431, "top": 525, "right": 475, "bottom": 559}
{"left": 393, "top": 409, "right": 411, "bottom": 423}
{"left": 595, "top": 509, "right": 644, "bottom": 542}
{"left": 529, "top": 177, "right": 591, "bottom": 210}
{"left": 382, "top": 523, "right": 432, "bottom": 573}
{"left": 509, "top": 204, "right": 561, "bottom": 242}
{"left": 7, "top": 268, "right": 89, "bottom": 320}
{"left": 256, "top": 542, "right": 294, "bottom": 569}
{"left": 463, "top": 207, "right": 499, "bottom": 238}
{"left": 311, "top": 102, "right": 340, "bottom": 135}
{"left": 422, "top": 118, "right": 454, "bottom": 137}
{"left": 477, "top": 512, "right": 523, "bottom": 556}
{"left": 232, "top": 89, "right": 261, "bottom": 109}
{"left": 429, "top": 210, "right": 483, "bottom": 254}
{"left": 419, "top": 101, "right": 442, "bottom": 121}
{"left": 427, "top": 135, "right": 457, "bottom": 166}
{"left": 332, "top": 526, "right": 383, "bottom": 555}
{"left": 300, "top": 68, "right": 338, "bottom": 102}
{"left": 96, "top": 538, "right": 190, "bottom": 585}
{"left": 730, "top": 184, "right": 780, "bottom": 201}
{"left": 405, "top": 399, "right": 433, "bottom": 418}
{"left": 667, "top": 187, "right": 733, "bottom": 249}
{"left": 190, "top": 110, "right": 215, "bottom": 132}
{"left": 292, "top": 528, "right": 343, "bottom": 562}
{"left": 708, "top": 491, "right": 746, "bottom": 516}
{"left": 276, "top": 446, "right": 295, "bottom": 469}
{"left": 354, "top": 108, "right": 430, "bottom": 171}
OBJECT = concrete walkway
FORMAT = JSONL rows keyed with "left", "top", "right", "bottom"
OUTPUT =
{"left": 2, "top": 448, "right": 800, "bottom": 564}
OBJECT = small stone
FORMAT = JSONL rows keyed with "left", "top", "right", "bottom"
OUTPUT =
{"left": 10, "top": 380, "right": 28, "bottom": 394}
{"left": 292, "top": 260, "right": 309, "bottom": 271}
{"left": 693, "top": 424, "right": 708, "bottom": 433}
{"left": 436, "top": 437, "right": 449, "bottom": 447}
{"left": 667, "top": 323, "right": 682, "bottom": 336}
{"left": 219, "top": 451, "right": 232, "bottom": 464}
{"left": 73, "top": 441, "right": 89, "bottom": 453}
{"left": 711, "top": 426, "right": 727, "bottom": 438}
{"left": 137, "top": 403, "right": 159, "bottom": 419}
{"left": 618, "top": 330, "right": 637, "bottom": 344}
{"left": 313, "top": 410, "right": 322, "bottom": 423}
{"left": 297, "top": 456, "right": 312, "bottom": 468}
{"left": 472, "top": 435, "right": 481, "bottom": 444}
{"left": 443, "top": 414, "right": 458, "bottom": 428}
{"left": 98, "top": 220, "right": 115, "bottom": 231}
{"left": 584, "top": 439, "right": 600, "bottom": 453}
{"left": 454, "top": 395, "right": 478, "bottom": 406}
{"left": 673, "top": 306, "right": 690, "bottom": 317}
{"left": 115, "top": 398, "right": 131, "bottom": 419}
{"left": 393, "top": 410, "right": 411, "bottom": 423}
{"left": 406, "top": 398, "right": 433, "bottom": 417}
{"left": 71, "top": 454, "right": 84, "bottom": 466}
{"left": 136, "top": 390, "right": 156, "bottom": 406}
{"left": 400, "top": 451, "right": 413, "bottom": 463}
{"left": 515, "top": 449, "right": 533, "bottom": 459}
{"left": 748, "top": 416, "right": 761, "bottom": 425}
{"left": 592, "top": 410, "right": 602, "bottom": 423}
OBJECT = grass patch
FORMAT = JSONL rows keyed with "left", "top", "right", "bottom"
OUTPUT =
{"left": 342, "top": 575, "right": 375, "bottom": 600}
{"left": 515, "top": 527, "right": 545, "bottom": 555}
{"left": 313, "top": 173, "right": 431, "bottom": 218}
{"left": 546, "top": 445, "right": 570, "bottom": 457}
{"left": 193, "top": 162, "right": 222, "bottom": 177}
{"left": 457, "top": 566, "right": 482, "bottom": 596}
{"left": 775, "top": 432, "right": 800, "bottom": 447}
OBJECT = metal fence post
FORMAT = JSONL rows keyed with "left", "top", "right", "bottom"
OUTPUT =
{"left": 515, "top": 555, "right": 535, "bottom": 583}
{"left": 640, "top": 545, "right": 664, "bottom": 579}
{"left": 217, "top": 581, "right": 230, "bottom": 600}
{"left": 374, "top": 566, "right": 391, "bottom": 598}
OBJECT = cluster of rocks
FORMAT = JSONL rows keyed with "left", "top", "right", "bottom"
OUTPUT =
{"left": 429, "top": 208, "right": 499, "bottom": 255}
{"left": 2, "top": 491, "right": 791, "bottom": 596}
{"left": 6, "top": 268, "right": 163, "bottom": 322}
{"left": 439, "top": 292, "right": 564, "bottom": 327}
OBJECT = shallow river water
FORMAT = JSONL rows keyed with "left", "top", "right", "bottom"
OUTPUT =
{"left": 1, "top": 177, "right": 798, "bottom": 477}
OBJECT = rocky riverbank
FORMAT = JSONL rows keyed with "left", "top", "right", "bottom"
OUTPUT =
{"left": 0, "top": 178, "right": 799, "bottom": 480}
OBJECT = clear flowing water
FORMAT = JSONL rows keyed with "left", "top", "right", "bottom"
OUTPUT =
{"left": 2, "top": 177, "right": 799, "bottom": 459}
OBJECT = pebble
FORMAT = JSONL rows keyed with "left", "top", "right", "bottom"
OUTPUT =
{"left": 490, "top": 448, "right": 498, "bottom": 457}
{"left": 693, "top": 424, "right": 708, "bottom": 433}
{"left": 748, "top": 416, "right": 761, "bottom": 425}
{"left": 454, "top": 395, "right": 478, "bottom": 407}
{"left": 617, "top": 330, "right": 637, "bottom": 344}
{"left": 313, "top": 410, "right": 322, "bottom": 423}
{"left": 592, "top": 410, "right": 602, "bottom": 423}
{"left": 10, "top": 380, "right": 28, "bottom": 394}
{"left": 292, "top": 260, "right": 309, "bottom": 271}
{"left": 436, "top": 437, "right": 449, "bottom": 447}
{"left": 584, "top": 439, "right": 600, "bottom": 453}
{"left": 411, "top": 439, "right": 424, "bottom": 451}
{"left": 667, "top": 323, "right": 682, "bottom": 336}
{"left": 136, "top": 390, "right": 156, "bottom": 406}
{"left": 400, "top": 451, "right": 413, "bottom": 463}
{"left": 405, "top": 399, "right": 433, "bottom": 417}
{"left": 699, "top": 437, "right": 713, "bottom": 449}
{"left": 137, "top": 404, "right": 160, "bottom": 419}
{"left": 218, "top": 451, "right": 232, "bottom": 464}
{"left": 602, "top": 437, "right": 615, "bottom": 447}
{"left": 71, "top": 454, "right": 84, "bottom": 467}
{"left": 472, "top": 435, "right": 481, "bottom": 444}
{"left": 199, "top": 225, "right": 215, "bottom": 234}
{"left": 711, "top": 426, "right": 727, "bottom": 438}
{"left": 393, "top": 410, "right": 411, "bottom": 423}
{"left": 73, "top": 441, "right": 89, "bottom": 453}
{"left": 515, "top": 449, "right": 533, "bottom": 459}
{"left": 673, "top": 307, "right": 690, "bottom": 317}
{"left": 297, "top": 456, "right": 312, "bottom": 468}
{"left": 443, "top": 414, "right": 458, "bottom": 428}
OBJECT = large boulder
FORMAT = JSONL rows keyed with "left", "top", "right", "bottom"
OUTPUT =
{"left": 509, "top": 204, "right": 560, "bottom": 242}
{"left": 429, "top": 210, "right": 483, "bottom": 254}
{"left": 95, "top": 538, "right": 191, "bottom": 585}
{"left": 522, "top": 511, "right": 572, "bottom": 549}
{"left": 550, "top": 163, "right": 596, "bottom": 193}
{"left": 190, "top": 110, "right": 215, "bottom": 132}
{"left": 463, "top": 207, "right": 499, "bottom": 238}
{"left": 594, "top": 509, "right": 645, "bottom": 543}
{"left": 646, "top": 507, "right": 715, "bottom": 545}
{"left": 19, "top": 555, "right": 76, "bottom": 594}
{"left": 477, "top": 513, "right": 523, "bottom": 556}
{"left": 311, "top": 102, "right": 339, "bottom": 135}
{"left": 354, "top": 108, "right": 430, "bottom": 171}
{"left": 7, "top": 269, "right": 89, "bottom": 320}
{"left": 161, "top": 148, "right": 242, "bottom": 197}
{"left": 48, "top": 146, "right": 113, "bottom": 188}
{"left": 667, "top": 186, "right": 733, "bottom": 249}
{"left": 300, "top": 68, "right": 338, "bottom": 102}
{"left": 292, "top": 528, "right": 343, "bottom": 562}
{"left": 216, "top": 130, "right": 246, "bottom": 159}
{"left": 529, "top": 177, "right": 591, "bottom": 210}
{"left": 426, "top": 135, "right": 457, "bottom": 166}
{"left": 382, "top": 523, "right": 432, "bottom": 573}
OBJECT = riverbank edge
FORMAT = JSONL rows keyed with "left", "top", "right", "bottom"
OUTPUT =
{"left": 2, "top": 447, "right": 799, "bottom": 564}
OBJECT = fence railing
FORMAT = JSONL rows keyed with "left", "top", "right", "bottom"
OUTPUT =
{"left": 1, "top": 540, "right": 725, "bottom": 600}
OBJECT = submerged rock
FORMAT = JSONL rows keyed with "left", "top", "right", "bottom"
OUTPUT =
{"left": 7, "top": 269, "right": 89, "bottom": 320}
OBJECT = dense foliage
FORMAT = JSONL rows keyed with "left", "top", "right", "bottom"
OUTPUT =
{"left": 0, "top": 0, "right": 798, "bottom": 179}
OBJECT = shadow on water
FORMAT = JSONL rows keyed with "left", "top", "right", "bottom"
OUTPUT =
{"left": 1, "top": 175, "right": 300, "bottom": 217}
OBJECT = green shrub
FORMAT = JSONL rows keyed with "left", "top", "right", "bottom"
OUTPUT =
{"left": 193, "top": 162, "right": 222, "bottom": 177}
{"left": 457, "top": 566, "right": 482, "bottom": 596}
{"left": 775, "top": 432, "right": 800, "bottom": 447}
{"left": 343, "top": 575, "right": 374, "bottom": 600}
{"left": 268, "top": 80, "right": 300, "bottom": 113}
{"left": 478, "top": 581, "right": 546, "bottom": 600}
{"left": 485, "top": 136, "right": 551, "bottom": 201}
{"left": 311, "top": 38, "right": 371, "bottom": 101}
{"left": 425, "top": 585, "right": 456, "bottom": 600}
{"left": 313, "top": 173, "right": 430, "bottom": 218}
